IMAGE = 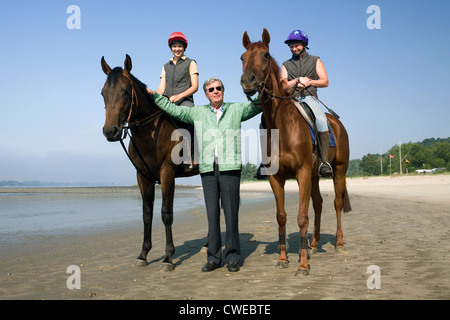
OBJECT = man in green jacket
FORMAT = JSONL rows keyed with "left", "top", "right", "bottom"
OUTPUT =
{"left": 148, "top": 78, "right": 261, "bottom": 272}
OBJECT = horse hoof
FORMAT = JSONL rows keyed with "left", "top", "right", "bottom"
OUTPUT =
{"left": 134, "top": 259, "right": 147, "bottom": 267}
{"left": 335, "top": 245, "right": 346, "bottom": 254}
{"left": 276, "top": 260, "right": 289, "bottom": 269}
{"left": 160, "top": 262, "right": 174, "bottom": 272}
{"left": 295, "top": 268, "right": 309, "bottom": 277}
{"left": 310, "top": 247, "right": 319, "bottom": 255}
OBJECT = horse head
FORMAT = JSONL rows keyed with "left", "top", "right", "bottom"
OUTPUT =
{"left": 240, "top": 28, "right": 272, "bottom": 96}
{"left": 101, "top": 54, "right": 134, "bottom": 142}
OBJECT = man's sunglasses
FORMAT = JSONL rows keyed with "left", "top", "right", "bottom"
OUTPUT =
{"left": 207, "top": 86, "right": 222, "bottom": 93}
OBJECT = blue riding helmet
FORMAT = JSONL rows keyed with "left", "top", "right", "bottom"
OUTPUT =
{"left": 284, "top": 30, "right": 309, "bottom": 46}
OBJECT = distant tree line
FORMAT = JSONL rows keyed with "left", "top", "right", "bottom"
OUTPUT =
{"left": 237, "top": 137, "right": 450, "bottom": 180}
{"left": 241, "top": 163, "right": 258, "bottom": 181}
{"left": 347, "top": 137, "right": 450, "bottom": 176}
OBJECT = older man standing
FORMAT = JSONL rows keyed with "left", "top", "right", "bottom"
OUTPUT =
{"left": 147, "top": 78, "right": 261, "bottom": 272}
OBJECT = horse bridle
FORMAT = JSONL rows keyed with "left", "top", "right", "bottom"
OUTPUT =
{"left": 245, "top": 55, "right": 305, "bottom": 105}
{"left": 121, "top": 72, "right": 164, "bottom": 130}
{"left": 245, "top": 58, "right": 273, "bottom": 105}
{"left": 246, "top": 55, "right": 340, "bottom": 119}
{"left": 119, "top": 72, "right": 163, "bottom": 182}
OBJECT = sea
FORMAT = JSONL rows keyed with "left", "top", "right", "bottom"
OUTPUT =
{"left": 0, "top": 186, "right": 273, "bottom": 245}
{"left": 0, "top": 186, "right": 204, "bottom": 245}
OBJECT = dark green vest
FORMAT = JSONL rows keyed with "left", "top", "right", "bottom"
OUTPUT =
{"left": 164, "top": 57, "right": 195, "bottom": 106}
{"left": 282, "top": 53, "right": 319, "bottom": 97}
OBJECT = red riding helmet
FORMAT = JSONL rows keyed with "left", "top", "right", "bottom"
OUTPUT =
{"left": 168, "top": 32, "right": 188, "bottom": 49}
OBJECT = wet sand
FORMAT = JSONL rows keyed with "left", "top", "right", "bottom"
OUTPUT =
{"left": 1, "top": 174, "right": 449, "bottom": 300}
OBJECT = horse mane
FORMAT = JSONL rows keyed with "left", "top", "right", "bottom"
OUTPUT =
{"left": 107, "top": 67, "right": 155, "bottom": 102}
{"left": 269, "top": 55, "right": 282, "bottom": 91}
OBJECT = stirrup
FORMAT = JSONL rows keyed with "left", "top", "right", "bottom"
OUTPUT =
{"left": 254, "top": 164, "right": 269, "bottom": 180}
{"left": 318, "top": 161, "right": 333, "bottom": 178}
{"left": 183, "top": 162, "right": 197, "bottom": 172}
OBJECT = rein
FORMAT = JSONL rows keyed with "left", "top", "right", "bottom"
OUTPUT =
{"left": 119, "top": 72, "right": 163, "bottom": 182}
{"left": 246, "top": 57, "right": 305, "bottom": 105}
{"left": 246, "top": 56, "right": 340, "bottom": 119}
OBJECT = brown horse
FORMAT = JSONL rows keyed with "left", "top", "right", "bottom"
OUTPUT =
{"left": 101, "top": 54, "right": 199, "bottom": 271}
{"left": 241, "top": 29, "right": 351, "bottom": 276}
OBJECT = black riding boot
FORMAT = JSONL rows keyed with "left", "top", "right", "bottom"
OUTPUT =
{"left": 318, "top": 131, "right": 333, "bottom": 178}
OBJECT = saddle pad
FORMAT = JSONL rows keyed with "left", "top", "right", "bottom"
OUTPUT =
{"left": 293, "top": 100, "right": 336, "bottom": 147}
{"left": 307, "top": 124, "right": 336, "bottom": 147}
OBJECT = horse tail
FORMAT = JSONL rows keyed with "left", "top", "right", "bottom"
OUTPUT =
{"left": 342, "top": 186, "right": 352, "bottom": 213}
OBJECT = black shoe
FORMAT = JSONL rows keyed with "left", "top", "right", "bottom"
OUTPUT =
{"left": 202, "top": 261, "right": 219, "bottom": 272}
{"left": 227, "top": 262, "right": 240, "bottom": 272}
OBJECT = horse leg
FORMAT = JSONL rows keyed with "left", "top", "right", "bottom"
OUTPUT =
{"left": 310, "top": 173, "right": 322, "bottom": 253}
{"left": 269, "top": 176, "right": 289, "bottom": 268}
{"left": 136, "top": 174, "right": 155, "bottom": 266}
{"left": 159, "top": 169, "right": 176, "bottom": 271}
{"left": 296, "top": 168, "right": 312, "bottom": 276}
{"left": 333, "top": 166, "right": 347, "bottom": 253}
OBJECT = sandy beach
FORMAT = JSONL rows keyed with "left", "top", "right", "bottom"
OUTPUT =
{"left": 1, "top": 174, "right": 449, "bottom": 301}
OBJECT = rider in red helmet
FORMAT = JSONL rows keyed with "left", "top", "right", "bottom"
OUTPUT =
{"left": 157, "top": 32, "right": 198, "bottom": 106}
{"left": 281, "top": 29, "right": 333, "bottom": 178}
{"left": 156, "top": 32, "right": 199, "bottom": 171}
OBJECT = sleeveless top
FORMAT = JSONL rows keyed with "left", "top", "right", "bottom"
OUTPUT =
{"left": 282, "top": 53, "right": 319, "bottom": 97}
{"left": 163, "top": 57, "right": 196, "bottom": 106}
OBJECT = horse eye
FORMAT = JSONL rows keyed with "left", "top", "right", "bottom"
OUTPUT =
{"left": 123, "top": 90, "right": 129, "bottom": 96}
{"left": 264, "top": 52, "right": 270, "bottom": 59}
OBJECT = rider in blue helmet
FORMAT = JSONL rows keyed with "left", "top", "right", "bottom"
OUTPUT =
{"left": 281, "top": 29, "right": 333, "bottom": 177}
{"left": 284, "top": 29, "right": 309, "bottom": 47}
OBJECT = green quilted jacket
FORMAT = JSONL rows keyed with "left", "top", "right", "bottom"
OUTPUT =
{"left": 153, "top": 93, "right": 262, "bottom": 173}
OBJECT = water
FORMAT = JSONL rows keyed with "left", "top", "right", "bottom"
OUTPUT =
{"left": 0, "top": 187, "right": 204, "bottom": 244}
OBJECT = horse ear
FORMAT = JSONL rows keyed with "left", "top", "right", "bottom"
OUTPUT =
{"left": 124, "top": 54, "right": 132, "bottom": 72}
{"left": 262, "top": 28, "right": 270, "bottom": 47}
{"left": 242, "top": 31, "right": 251, "bottom": 50}
{"left": 101, "top": 56, "right": 111, "bottom": 75}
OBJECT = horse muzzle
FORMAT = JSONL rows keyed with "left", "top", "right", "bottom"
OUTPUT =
{"left": 240, "top": 73, "right": 258, "bottom": 96}
{"left": 103, "top": 125, "right": 123, "bottom": 142}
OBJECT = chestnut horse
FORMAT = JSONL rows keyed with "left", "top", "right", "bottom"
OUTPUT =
{"left": 101, "top": 55, "right": 199, "bottom": 271}
{"left": 241, "top": 29, "right": 351, "bottom": 276}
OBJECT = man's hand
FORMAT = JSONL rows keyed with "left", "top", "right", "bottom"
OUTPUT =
{"left": 169, "top": 94, "right": 183, "bottom": 103}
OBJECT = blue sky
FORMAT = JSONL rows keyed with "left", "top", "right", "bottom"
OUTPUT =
{"left": 0, "top": 0, "right": 449, "bottom": 186}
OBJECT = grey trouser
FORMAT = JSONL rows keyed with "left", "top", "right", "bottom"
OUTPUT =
{"left": 299, "top": 95, "right": 328, "bottom": 132}
{"left": 200, "top": 163, "right": 241, "bottom": 264}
